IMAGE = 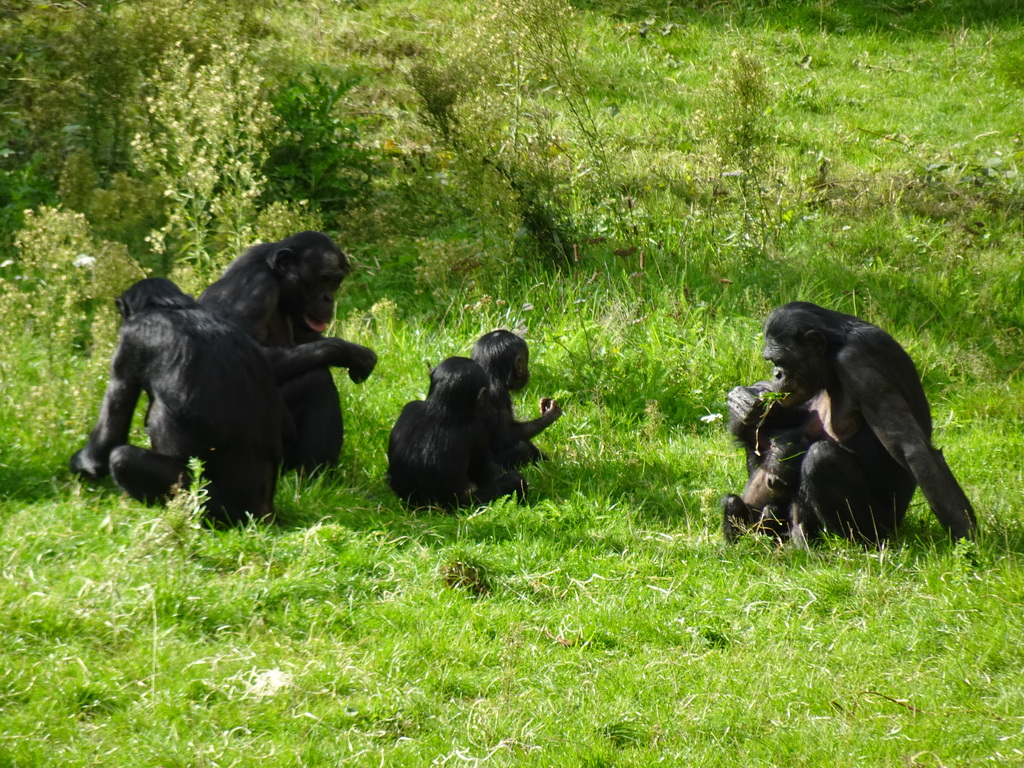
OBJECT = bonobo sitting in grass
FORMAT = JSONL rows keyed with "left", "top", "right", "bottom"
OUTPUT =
{"left": 387, "top": 357, "right": 527, "bottom": 509}
{"left": 470, "top": 330, "right": 563, "bottom": 470}
{"left": 199, "top": 231, "right": 376, "bottom": 474}
{"left": 724, "top": 301, "right": 977, "bottom": 546}
{"left": 70, "top": 278, "right": 283, "bottom": 526}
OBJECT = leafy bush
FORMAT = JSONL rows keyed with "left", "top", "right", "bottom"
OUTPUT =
{"left": 263, "top": 71, "right": 378, "bottom": 214}
{"left": 695, "top": 49, "right": 789, "bottom": 252}
{"left": 252, "top": 201, "right": 326, "bottom": 244}
{"left": 0, "top": 0, "right": 232, "bottom": 194}
{"left": 58, "top": 151, "right": 166, "bottom": 270}
{"left": 132, "top": 40, "right": 275, "bottom": 284}
{"left": 2, "top": 207, "right": 144, "bottom": 357}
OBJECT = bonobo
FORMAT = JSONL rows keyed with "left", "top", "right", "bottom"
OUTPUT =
{"left": 199, "top": 231, "right": 376, "bottom": 473}
{"left": 470, "top": 330, "right": 563, "bottom": 470}
{"left": 726, "top": 301, "right": 977, "bottom": 545}
{"left": 387, "top": 357, "right": 527, "bottom": 509}
{"left": 70, "top": 278, "right": 283, "bottom": 525}
{"left": 722, "top": 381, "right": 812, "bottom": 542}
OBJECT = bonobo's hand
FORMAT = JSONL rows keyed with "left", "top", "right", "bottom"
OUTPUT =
{"left": 539, "top": 397, "right": 563, "bottom": 422}
{"left": 70, "top": 446, "right": 108, "bottom": 481}
{"left": 727, "top": 383, "right": 772, "bottom": 426}
{"left": 347, "top": 344, "right": 377, "bottom": 383}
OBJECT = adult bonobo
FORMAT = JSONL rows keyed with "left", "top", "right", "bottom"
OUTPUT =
{"left": 199, "top": 231, "right": 376, "bottom": 473}
{"left": 726, "top": 301, "right": 977, "bottom": 546}
{"left": 70, "top": 278, "right": 283, "bottom": 525}
{"left": 387, "top": 357, "right": 527, "bottom": 509}
{"left": 470, "top": 330, "right": 563, "bottom": 470}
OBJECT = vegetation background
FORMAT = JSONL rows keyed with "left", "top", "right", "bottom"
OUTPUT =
{"left": 1, "top": 0, "right": 1023, "bottom": 765}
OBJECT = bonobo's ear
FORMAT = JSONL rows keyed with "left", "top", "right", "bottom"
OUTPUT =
{"left": 804, "top": 329, "right": 827, "bottom": 356}
{"left": 267, "top": 247, "right": 296, "bottom": 276}
{"left": 115, "top": 296, "right": 129, "bottom": 320}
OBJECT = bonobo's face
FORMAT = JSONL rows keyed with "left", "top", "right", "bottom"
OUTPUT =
{"left": 274, "top": 232, "right": 351, "bottom": 339}
{"left": 762, "top": 333, "right": 828, "bottom": 408}
{"left": 292, "top": 251, "right": 346, "bottom": 333}
{"left": 761, "top": 305, "right": 836, "bottom": 407}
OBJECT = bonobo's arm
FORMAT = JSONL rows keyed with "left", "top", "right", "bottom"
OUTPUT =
{"left": 262, "top": 339, "right": 377, "bottom": 384}
{"left": 727, "top": 382, "right": 773, "bottom": 440}
{"left": 509, "top": 397, "right": 563, "bottom": 441}
{"left": 727, "top": 381, "right": 809, "bottom": 474}
{"left": 70, "top": 351, "right": 142, "bottom": 479}
{"left": 837, "top": 349, "right": 977, "bottom": 540}
{"left": 727, "top": 381, "right": 810, "bottom": 435}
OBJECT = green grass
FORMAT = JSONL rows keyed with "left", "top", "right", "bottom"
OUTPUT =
{"left": 3, "top": 1, "right": 1024, "bottom": 765}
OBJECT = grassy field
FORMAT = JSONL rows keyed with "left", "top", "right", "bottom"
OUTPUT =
{"left": 2, "top": 1, "right": 1024, "bottom": 765}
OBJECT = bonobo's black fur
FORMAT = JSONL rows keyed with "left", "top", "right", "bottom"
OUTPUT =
{"left": 199, "top": 231, "right": 376, "bottom": 473}
{"left": 70, "top": 278, "right": 283, "bottom": 525}
{"left": 725, "top": 301, "right": 977, "bottom": 546}
{"left": 470, "top": 330, "right": 562, "bottom": 470}
{"left": 387, "top": 357, "right": 527, "bottom": 509}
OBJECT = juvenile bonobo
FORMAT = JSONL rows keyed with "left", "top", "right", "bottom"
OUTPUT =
{"left": 199, "top": 231, "right": 376, "bottom": 473}
{"left": 722, "top": 381, "right": 812, "bottom": 542}
{"left": 70, "top": 278, "right": 283, "bottom": 525}
{"left": 470, "top": 330, "right": 563, "bottom": 470}
{"left": 387, "top": 357, "right": 527, "bottom": 509}
{"left": 728, "top": 301, "right": 977, "bottom": 546}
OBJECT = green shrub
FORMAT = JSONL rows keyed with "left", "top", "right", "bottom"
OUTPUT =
{"left": 695, "top": 49, "right": 789, "bottom": 252}
{"left": 132, "top": 40, "right": 275, "bottom": 283}
{"left": 252, "top": 201, "right": 325, "bottom": 244}
{"left": 2, "top": 206, "right": 144, "bottom": 357}
{"left": 264, "top": 70, "right": 378, "bottom": 214}
{"left": 58, "top": 151, "right": 166, "bottom": 270}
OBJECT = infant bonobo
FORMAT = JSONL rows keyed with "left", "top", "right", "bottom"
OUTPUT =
{"left": 387, "top": 357, "right": 527, "bottom": 509}
{"left": 722, "top": 417, "right": 811, "bottom": 541}
{"left": 470, "top": 330, "right": 563, "bottom": 471}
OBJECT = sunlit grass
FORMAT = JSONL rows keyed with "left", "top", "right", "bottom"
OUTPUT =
{"left": 3, "top": 0, "right": 1024, "bottom": 765}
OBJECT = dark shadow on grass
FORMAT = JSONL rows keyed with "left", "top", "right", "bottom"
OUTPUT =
{"left": 0, "top": 460, "right": 62, "bottom": 505}
{"left": 269, "top": 457, "right": 688, "bottom": 552}
{"left": 218, "top": 456, "right": 1024, "bottom": 562}
{"left": 570, "top": 454, "right": 702, "bottom": 526}
{"left": 272, "top": 471, "right": 468, "bottom": 539}
{"left": 893, "top": 505, "right": 957, "bottom": 546}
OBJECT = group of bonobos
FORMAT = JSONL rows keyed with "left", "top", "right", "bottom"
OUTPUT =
{"left": 70, "top": 231, "right": 979, "bottom": 548}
